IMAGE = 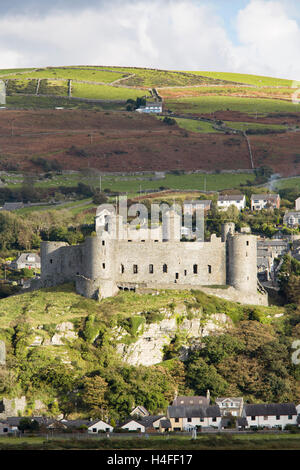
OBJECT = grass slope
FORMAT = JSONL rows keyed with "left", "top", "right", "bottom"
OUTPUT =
{"left": 187, "top": 71, "right": 294, "bottom": 87}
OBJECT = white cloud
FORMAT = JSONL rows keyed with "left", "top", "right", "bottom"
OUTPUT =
{"left": 234, "top": 0, "right": 300, "bottom": 79}
{"left": 0, "top": 0, "right": 299, "bottom": 79}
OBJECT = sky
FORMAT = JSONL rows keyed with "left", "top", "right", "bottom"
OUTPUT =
{"left": 0, "top": 0, "right": 300, "bottom": 79}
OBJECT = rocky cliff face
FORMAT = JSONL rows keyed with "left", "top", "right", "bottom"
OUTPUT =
{"left": 115, "top": 309, "right": 232, "bottom": 366}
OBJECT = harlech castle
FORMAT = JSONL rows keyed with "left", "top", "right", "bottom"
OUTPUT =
{"left": 35, "top": 205, "right": 268, "bottom": 306}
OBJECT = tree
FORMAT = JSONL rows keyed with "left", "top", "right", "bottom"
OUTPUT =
{"left": 92, "top": 191, "right": 108, "bottom": 205}
{"left": 82, "top": 375, "right": 108, "bottom": 418}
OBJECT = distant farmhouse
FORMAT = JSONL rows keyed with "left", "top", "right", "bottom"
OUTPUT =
{"left": 11, "top": 253, "right": 41, "bottom": 271}
{"left": 251, "top": 194, "right": 280, "bottom": 211}
{"left": 217, "top": 194, "right": 246, "bottom": 211}
{"left": 136, "top": 101, "right": 163, "bottom": 114}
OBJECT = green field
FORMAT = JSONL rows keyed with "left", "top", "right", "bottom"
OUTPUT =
{"left": 173, "top": 118, "right": 218, "bottom": 133}
{"left": 1, "top": 67, "right": 130, "bottom": 83}
{"left": 273, "top": 177, "right": 300, "bottom": 190}
{"left": 3, "top": 171, "right": 256, "bottom": 194}
{"left": 72, "top": 82, "right": 150, "bottom": 100}
{"left": 166, "top": 95, "right": 300, "bottom": 114}
{"left": 86, "top": 172, "right": 256, "bottom": 193}
{"left": 187, "top": 71, "right": 294, "bottom": 87}
{"left": 223, "top": 121, "right": 288, "bottom": 132}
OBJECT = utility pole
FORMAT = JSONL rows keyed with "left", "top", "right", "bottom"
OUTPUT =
{"left": 100, "top": 175, "right": 102, "bottom": 192}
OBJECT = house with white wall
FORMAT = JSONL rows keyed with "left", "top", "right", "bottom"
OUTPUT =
{"left": 217, "top": 195, "right": 246, "bottom": 212}
{"left": 244, "top": 403, "right": 297, "bottom": 429}
{"left": 215, "top": 397, "right": 244, "bottom": 417}
{"left": 251, "top": 194, "right": 280, "bottom": 211}
{"left": 167, "top": 405, "right": 221, "bottom": 431}
{"left": 87, "top": 419, "right": 113, "bottom": 433}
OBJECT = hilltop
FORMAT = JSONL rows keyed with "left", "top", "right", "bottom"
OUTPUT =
{"left": 0, "top": 65, "right": 299, "bottom": 179}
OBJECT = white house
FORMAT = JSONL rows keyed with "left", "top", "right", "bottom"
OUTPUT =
{"left": 295, "top": 198, "right": 300, "bottom": 211}
{"left": 244, "top": 403, "right": 297, "bottom": 429}
{"left": 11, "top": 253, "right": 41, "bottom": 270}
{"left": 215, "top": 397, "right": 244, "bottom": 417}
{"left": 217, "top": 195, "right": 246, "bottom": 212}
{"left": 120, "top": 419, "right": 145, "bottom": 433}
{"left": 136, "top": 102, "right": 163, "bottom": 114}
{"left": 87, "top": 420, "right": 113, "bottom": 434}
{"left": 251, "top": 194, "right": 280, "bottom": 211}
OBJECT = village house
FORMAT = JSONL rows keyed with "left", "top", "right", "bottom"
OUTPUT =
{"left": 257, "top": 238, "right": 290, "bottom": 281}
{"left": 243, "top": 403, "right": 298, "bottom": 429}
{"left": 10, "top": 253, "right": 41, "bottom": 270}
{"left": 87, "top": 420, "right": 114, "bottom": 434}
{"left": 215, "top": 397, "right": 244, "bottom": 417}
{"left": 217, "top": 194, "right": 246, "bottom": 211}
{"left": 251, "top": 194, "right": 280, "bottom": 211}
{"left": 167, "top": 405, "right": 221, "bottom": 431}
{"left": 120, "top": 415, "right": 166, "bottom": 433}
{"left": 130, "top": 405, "right": 149, "bottom": 418}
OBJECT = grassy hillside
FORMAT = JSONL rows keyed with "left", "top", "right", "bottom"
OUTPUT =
{"left": 1, "top": 283, "right": 298, "bottom": 420}
{"left": 187, "top": 71, "right": 293, "bottom": 87}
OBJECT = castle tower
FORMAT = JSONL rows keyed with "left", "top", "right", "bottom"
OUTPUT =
{"left": 77, "top": 235, "right": 118, "bottom": 300}
{"left": 227, "top": 233, "right": 258, "bottom": 294}
{"left": 221, "top": 222, "right": 235, "bottom": 242}
{"left": 40, "top": 241, "right": 69, "bottom": 285}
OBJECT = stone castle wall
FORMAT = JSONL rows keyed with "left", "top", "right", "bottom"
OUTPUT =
{"left": 39, "top": 221, "right": 268, "bottom": 306}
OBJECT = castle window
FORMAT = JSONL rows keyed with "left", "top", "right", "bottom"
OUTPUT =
{"left": 102, "top": 263, "right": 105, "bottom": 269}
{"left": 102, "top": 241, "right": 105, "bottom": 246}
{"left": 149, "top": 264, "right": 154, "bottom": 274}
{"left": 208, "top": 265, "right": 212, "bottom": 274}
{"left": 133, "top": 264, "right": 138, "bottom": 274}
{"left": 141, "top": 240, "right": 145, "bottom": 243}
{"left": 184, "top": 270, "right": 187, "bottom": 276}
{"left": 163, "top": 264, "right": 168, "bottom": 273}
{"left": 50, "top": 259, "right": 53, "bottom": 264}
{"left": 121, "top": 264, "right": 124, "bottom": 274}
{"left": 246, "top": 241, "right": 249, "bottom": 246}
{"left": 193, "top": 264, "right": 198, "bottom": 274}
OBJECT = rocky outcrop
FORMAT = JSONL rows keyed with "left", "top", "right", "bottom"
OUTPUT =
{"left": 51, "top": 322, "right": 78, "bottom": 345}
{"left": 116, "top": 312, "right": 232, "bottom": 366}
{"left": 0, "top": 340, "right": 6, "bottom": 366}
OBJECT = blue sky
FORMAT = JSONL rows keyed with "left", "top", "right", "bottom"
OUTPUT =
{"left": 0, "top": 0, "right": 299, "bottom": 79}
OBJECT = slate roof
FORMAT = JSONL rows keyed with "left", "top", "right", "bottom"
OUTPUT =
{"left": 160, "top": 419, "right": 171, "bottom": 429}
{"left": 61, "top": 419, "right": 91, "bottom": 428}
{"left": 138, "top": 415, "right": 165, "bottom": 428}
{"left": 244, "top": 403, "right": 297, "bottom": 417}
{"left": 251, "top": 194, "right": 279, "bottom": 201}
{"left": 13, "top": 253, "right": 41, "bottom": 265}
{"left": 167, "top": 405, "right": 221, "bottom": 419}
{"left": 218, "top": 195, "right": 245, "bottom": 202}
{"left": 173, "top": 396, "right": 210, "bottom": 407}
